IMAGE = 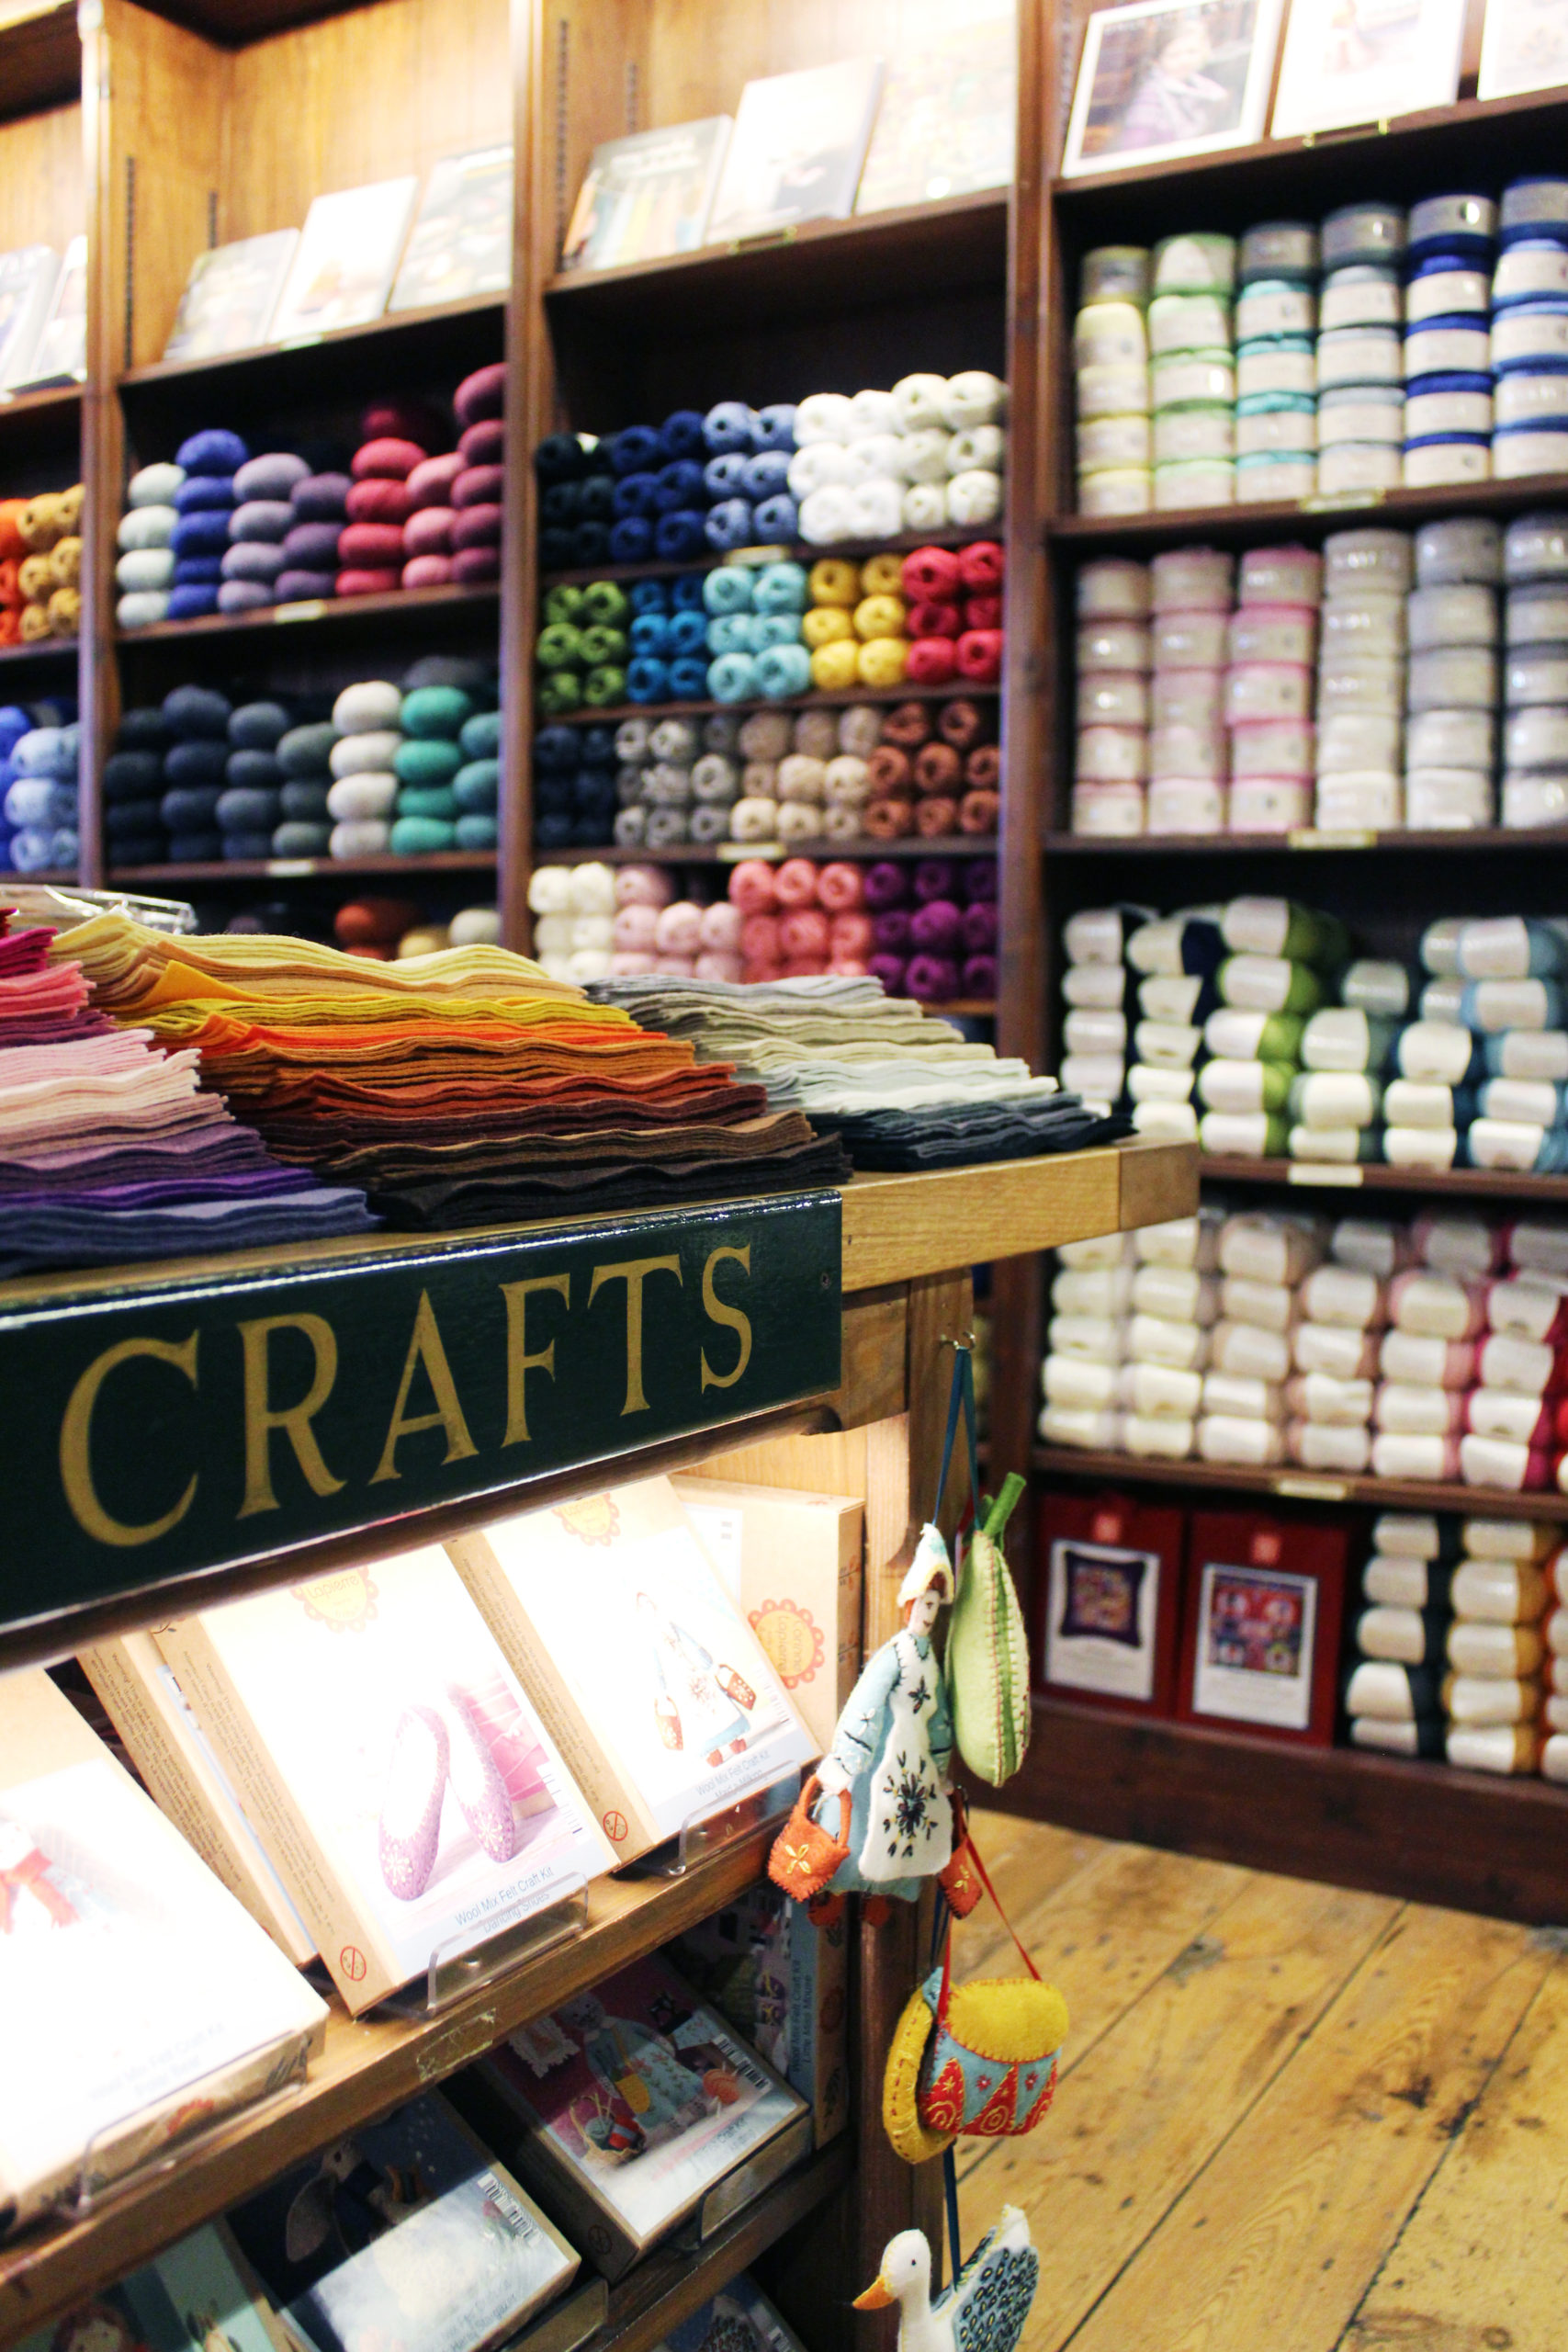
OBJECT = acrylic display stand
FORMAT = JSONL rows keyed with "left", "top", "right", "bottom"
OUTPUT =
{"left": 406, "top": 1876, "right": 591, "bottom": 2016}
{"left": 625, "top": 1768, "right": 799, "bottom": 1881}
{"left": 69, "top": 2030, "right": 313, "bottom": 2219}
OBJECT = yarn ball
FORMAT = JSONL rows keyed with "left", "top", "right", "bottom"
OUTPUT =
{"left": 454, "top": 363, "right": 507, "bottom": 425}
{"left": 345, "top": 479, "right": 415, "bottom": 526}
{"left": 869, "top": 954, "right": 908, "bottom": 994}
{"left": 176, "top": 428, "right": 249, "bottom": 477}
{"left": 458, "top": 418, "right": 505, "bottom": 467}
{"left": 336, "top": 568, "right": 402, "bottom": 596}
{"left": 408, "top": 453, "right": 465, "bottom": 509}
{"left": 773, "top": 856, "right": 820, "bottom": 910}
{"left": 727, "top": 859, "right": 779, "bottom": 913}
{"left": 291, "top": 472, "right": 352, "bottom": 521}
{"left": 912, "top": 899, "right": 963, "bottom": 955}
{"left": 959, "top": 790, "right": 1001, "bottom": 833}
{"left": 863, "top": 798, "right": 915, "bottom": 838}
{"left": 352, "top": 437, "right": 426, "bottom": 481}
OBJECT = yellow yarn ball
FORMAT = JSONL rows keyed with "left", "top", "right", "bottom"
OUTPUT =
{"left": 857, "top": 637, "right": 908, "bottom": 688}
{"left": 810, "top": 638, "right": 863, "bottom": 693}
{"left": 18, "top": 603, "right": 50, "bottom": 641}
{"left": 50, "top": 535, "right": 82, "bottom": 589}
{"left": 396, "top": 925, "right": 449, "bottom": 957}
{"left": 17, "top": 553, "right": 52, "bottom": 604}
{"left": 18, "top": 494, "right": 62, "bottom": 551}
{"left": 802, "top": 605, "right": 854, "bottom": 648}
{"left": 57, "top": 483, "right": 85, "bottom": 532}
{"left": 808, "top": 558, "right": 860, "bottom": 608}
{"left": 854, "top": 594, "right": 907, "bottom": 642}
{"left": 860, "top": 552, "right": 905, "bottom": 596}
{"left": 46, "top": 586, "right": 80, "bottom": 638}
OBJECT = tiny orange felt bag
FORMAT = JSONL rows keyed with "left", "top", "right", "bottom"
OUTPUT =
{"left": 767, "top": 1772, "right": 852, "bottom": 1901}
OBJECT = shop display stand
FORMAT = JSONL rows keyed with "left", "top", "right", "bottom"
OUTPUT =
{"left": 0, "top": 1141, "right": 1194, "bottom": 2352}
{"left": 977, "top": 2, "right": 1568, "bottom": 1926}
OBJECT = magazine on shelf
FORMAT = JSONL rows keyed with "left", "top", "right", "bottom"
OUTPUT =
{"left": 390, "top": 145, "right": 513, "bottom": 311}
{"left": 559, "top": 119, "right": 733, "bottom": 271}
{"left": 472, "top": 1954, "right": 810, "bottom": 2278}
{"left": 157, "top": 1544, "right": 613, "bottom": 2014}
{"left": 13, "top": 232, "right": 85, "bottom": 385}
{"left": 0, "top": 1671, "right": 327, "bottom": 2236}
{"left": 162, "top": 230, "right": 301, "bottom": 361}
{"left": 668, "top": 1878, "right": 849, "bottom": 2146}
{"left": 855, "top": 12, "right": 1016, "bottom": 211}
{"left": 705, "top": 58, "right": 886, "bottom": 243}
{"left": 656, "top": 2274, "right": 811, "bottom": 2352}
{"left": 0, "top": 244, "right": 61, "bottom": 393}
{"left": 448, "top": 1476, "right": 814, "bottom": 1865}
{"left": 267, "top": 177, "right": 420, "bottom": 340}
{"left": 227, "top": 2092, "right": 581, "bottom": 2352}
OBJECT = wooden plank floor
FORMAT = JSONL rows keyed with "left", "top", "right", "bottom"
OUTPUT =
{"left": 958, "top": 1806, "right": 1568, "bottom": 2352}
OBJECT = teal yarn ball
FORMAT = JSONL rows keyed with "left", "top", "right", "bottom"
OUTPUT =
{"left": 390, "top": 814, "right": 457, "bottom": 854}
{"left": 395, "top": 786, "right": 458, "bottom": 820}
{"left": 393, "top": 737, "right": 461, "bottom": 786}
{"left": 459, "top": 709, "right": 501, "bottom": 760}
{"left": 454, "top": 757, "right": 500, "bottom": 811}
{"left": 401, "top": 684, "right": 475, "bottom": 738}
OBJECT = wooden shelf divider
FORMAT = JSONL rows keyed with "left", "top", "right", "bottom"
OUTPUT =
{"left": 1032, "top": 1444, "right": 1568, "bottom": 1523}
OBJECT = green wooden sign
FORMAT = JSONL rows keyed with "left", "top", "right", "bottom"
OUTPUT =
{"left": 0, "top": 1192, "right": 842, "bottom": 1635}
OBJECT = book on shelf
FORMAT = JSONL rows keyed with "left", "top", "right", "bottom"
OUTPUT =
{"left": 656, "top": 2273, "right": 811, "bottom": 2352}
{"left": 558, "top": 119, "right": 733, "bottom": 273}
{"left": 227, "top": 2091, "right": 581, "bottom": 2352}
{"left": 81, "top": 1629, "right": 317, "bottom": 1964}
{"left": 17, "top": 2221, "right": 293, "bottom": 2352}
{"left": 854, "top": 10, "right": 1016, "bottom": 212}
{"left": 0, "top": 244, "right": 61, "bottom": 394}
{"left": 162, "top": 230, "right": 302, "bottom": 362}
{"left": 156, "top": 1544, "right": 614, "bottom": 2014}
{"left": 390, "top": 144, "right": 513, "bottom": 311}
{"left": 670, "top": 1472, "right": 863, "bottom": 1754}
{"left": 468, "top": 1954, "right": 811, "bottom": 2278}
{"left": 0, "top": 1671, "right": 327, "bottom": 2236}
{"left": 667, "top": 1879, "right": 849, "bottom": 2147}
{"left": 448, "top": 1476, "right": 815, "bottom": 1864}
{"left": 12, "top": 232, "right": 85, "bottom": 386}
{"left": 267, "top": 177, "right": 420, "bottom": 341}
{"left": 705, "top": 58, "right": 886, "bottom": 243}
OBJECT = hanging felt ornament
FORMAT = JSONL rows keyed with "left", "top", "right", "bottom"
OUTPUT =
{"left": 948, "top": 1471, "right": 1032, "bottom": 1787}
{"left": 855, "top": 2206, "right": 1040, "bottom": 2352}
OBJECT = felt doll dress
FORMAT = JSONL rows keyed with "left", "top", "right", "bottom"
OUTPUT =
{"left": 639, "top": 1600, "right": 749, "bottom": 1758}
{"left": 814, "top": 1626, "right": 954, "bottom": 1897}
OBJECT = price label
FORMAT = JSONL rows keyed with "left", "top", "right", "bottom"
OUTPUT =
{"left": 266, "top": 859, "right": 314, "bottom": 876}
{"left": 717, "top": 841, "right": 784, "bottom": 862}
{"left": 1274, "top": 1476, "right": 1350, "bottom": 1502}
{"left": 1287, "top": 828, "right": 1376, "bottom": 850}
{"left": 1288, "top": 1162, "right": 1363, "bottom": 1187}
{"left": 274, "top": 600, "right": 327, "bottom": 624}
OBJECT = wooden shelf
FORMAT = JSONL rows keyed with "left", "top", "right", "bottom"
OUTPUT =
{"left": 108, "top": 853, "right": 497, "bottom": 885}
{"left": 0, "top": 1820, "right": 840, "bottom": 2343}
{"left": 0, "top": 633, "right": 76, "bottom": 666}
{"left": 1201, "top": 1155, "right": 1568, "bottom": 1204}
{"left": 1047, "top": 471, "right": 1568, "bottom": 556}
{"left": 529, "top": 839, "right": 998, "bottom": 866}
{"left": 1032, "top": 1444, "right": 1568, "bottom": 1522}
{"left": 117, "top": 581, "right": 500, "bottom": 649}
{"left": 1043, "top": 829, "right": 1568, "bottom": 857}
{"left": 540, "top": 526, "right": 1000, "bottom": 590}
{"left": 0, "top": 378, "right": 82, "bottom": 469}
{"left": 140, "top": 0, "right": 379, "bottom": 40}
{"left": 0, "top": 3, "right": 79, "bottom": 123}
{"left": 983, "top": 1693, "right": 1568, "bottom": 1927}
{"left": 544, "top": 192, "right": 1008, "bottom": 344}
{"left": 547, "top": 684, "right": 999, "bottom": 726}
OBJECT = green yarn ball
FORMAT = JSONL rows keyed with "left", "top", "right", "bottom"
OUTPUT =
{"left": 456, "top": 812, "right": 498, "bottom": 849}
{"left": 577, "top": 624, "right": 627, "bottom": 667}
{"left": 581, "top": 579, "right": 629, "bottom": 625}
{"left": 454, "top": 757, "right": 499, "bottom": 811}
{"left": 390, "top": 814, "right": 457, "bottom": 854}
{"left": 459, "top": 708, "right": 502, "bottom": 760}
{"left": 581, "top": 665, "right": 626, "bottom": 707}
{"left": 537, "top": 671, "right": 581, "bottom": 714}
{"left": 401, "top": 684, "right": 474, "bottom": 738}
{"left": 393, "top": 736, "right": 461, "bottom": 786}
{"left": 395, "top": 786, "right": 458, "bottom": 820}
{"left": 542, "top": 582, "right": 587, "bottom": 626}
{"left": 535, "top": 624, "right": 582, "bottom": 673}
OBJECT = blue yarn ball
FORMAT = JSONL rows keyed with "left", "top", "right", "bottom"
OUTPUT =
{"left": 707, "top": 650, "right": 757, "bottom": 702}
{"left": 654, "top": 511, "right": 707, "bottom": 560}
{"left": 656, "top": 459, "right": 705, "bottom": 513}
{"left": 533, "top": 725, "right": 581, "bottom": 771}
{"left": 607, "top": 517, "right": 654, "bottom": 563}
{"left": 705, "top": 613, "right": 753, "bottom": 657}
{"left": 627, "top": 579, "right": 670, "bottom": 616}
{"left": 170, "top": 510, "right": 232, "bottom": 558}
{"left": 174, "top": 474, "right": 237, "bottom": 513}
{"left": 755, "top": 643, "right": 812, "bottom": 698}
{"left": 702, "top": 565, "right": 754, "bottom": 616}
{"left": 753, "top": 560, "right": 809, "bottom": 613}
{"left": 704, "top": 452, "right": 750, "bottom": 500}
{"left": 671, "top": 574, "right": 706, "bottom": 612}
{"left": 668, "top": 608, "right": 709, "bottom": 655}
{"left": 629, "top": 612, "right": 671, "bottom": 656}
{"left": 705, "top": 499, "right": 754, "bottom": 551}
{"left": 741, "top": 451, "right": 791, "bottom": 499}
{"left": 626, "top": 656, "right": 671, "bottom": 703}
{"left": 612, "top": 471, "right": 662, "bottom": 519}
{"left": 752, "top": 492, "right": 800, "bottom": 542}
{"left": 660, "top": 410, "right": 707, "bottom": 458}
{"left": 175, "top": 427, "right": 250, "bottom": 476}
{"left": 753, "top": 613, "right": 803, "bottom": 650}
{"left": 755, "top": 403, "right": 798, "bottom": 451}
{"left": 703, "top": 401, "right": 758, "bottom": 456}
{"left": 608, "top": 424, "right": 661, "bottom": 477}
{"left": 669, "top": 656, "right": 711, "bottom": 700}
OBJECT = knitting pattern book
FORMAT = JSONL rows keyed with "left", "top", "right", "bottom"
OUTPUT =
{"left": 163, "top": 231, "right": 302, "bottom": 361}
{"left": 16, "top": 2223, "right": 288, "bottom": 2352}
{"left": 157, "top": 1545, "right": 613, "bottom": 2012}
{"left": 0, "top": 1672, "right": 327, "bottom": 2230}
{"left": 854, "top": 11, "right": 1016, "bottom": 212}
{"left": 450, "top": 1479, "right": 814, "bottom": 1858}
{"left": 267, "top": 178, "right": 419, "bottom": 341}
{"left": 227, "top": 2093, "right": 579, "bottom": 2352}
{"left": 390, "top": 146, "right": 513, "bottom": 311}
{"left": 705, "top": 57, "right": 886, "bottom": 243}
{"left": 559, "top": 120, "right": 734, "bottom": 273}
{"left": 16, "top": 233, "right": 85, "bottom": 386}
{"left": 0, "top": 244, "right": 60, "bottom": 391}
{"left": 486, "top": 1956, "right": 806, "bottom": 2257}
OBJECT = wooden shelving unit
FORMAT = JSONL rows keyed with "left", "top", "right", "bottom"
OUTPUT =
{"left": 1032, "top": 1445, "right": 1568, "bottom": 1524}
{"left": 108, "top": 850, "right": 497, "bottom": 884}
{"left": 1200, "top": 1156, "right": 1568, "bottom": 1204}
{"left": 528, "top": 839, "right": 998, "bottom": 867}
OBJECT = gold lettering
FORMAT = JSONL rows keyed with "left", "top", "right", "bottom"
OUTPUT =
{"left": 237, "top": 1313, "right": 344, "bottom": 1517}
{"left": 59, "top": 1333, "right": 199, "bottom": 1548}
{"left": 588, "top": 1254, "right": 682, "bottom": 1414}
{"left": 500, "top": 1272, "right": 570, "bottom": 1444}
{"left": 700, "top": 1245, "right": 753, "bottom": 1390}
{"left": 370, "top": 1291, "right": 478, "bottom": 1482}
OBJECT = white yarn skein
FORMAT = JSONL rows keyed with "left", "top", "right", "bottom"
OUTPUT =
{"left": 850, "top": 478, "right": 904, "bottom": 537}
{"left": 849, "top": 388, "right": 900, "bottom": 436}
{"left": 942, "top": 371, "right": 1009, "bottom": 428}
{"left": 902, "top": 482, "right": 948, "bottom": 531}
{"left": 788, "top": 443, "right": 854, "bottom": 498}
{"left": 798, "top": 484, "right": 857, "bottom": 543}
{"left": 794, "top": 391, "right": 857, "bottom": 444}
{"left": 527, "top": 865, "right": 572, "bottom": 914}
{"left": 897, "top": 428, "right": 951, "bottom": 484}
{"left": 844, "top": 434, "right": 904, "bottom": 485}
{"left": 948, "top": 424, "right": 1006, "bottom": 475}
{"left": 568, "top": 860, "right": 616, "bottom": 914}
{"left": 891, "top": 372, "right": 949, "bottom": 431}
{"left": 947, "top": 469, "right": 1005, "bottom": 525}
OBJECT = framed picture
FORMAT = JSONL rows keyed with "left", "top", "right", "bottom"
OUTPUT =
{"left": 1478, "top": 0, "right": 1568, "bottom": 100}
{"left": 1061, "top": 0, "right": 1285, "bottom": 178}
{"left": 1034, "top": 1490, "right": 1184, "bottom": 1713}
{"left": 1179, "top": 1510, "right": 1348, "bottom": 1744}
{"left": 1271, "top": 0, "right": 1466, "bottom": 138}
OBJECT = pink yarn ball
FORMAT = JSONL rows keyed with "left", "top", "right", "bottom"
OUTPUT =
{"left": 613, "top": 905, "right": 659, "bottom": 952}
{"left": 655, "top": 952, "right": 696, "bottom": 975}
{"left": 407, "top": 452, "right": 464, "bottom": 507}
{"left": 728, "top": 859, "right": 779, "bottom": 913}
{"left": 401, "top": 554, "right": 453, "bottom": 589}
{"left": 906, "top": 953, "right": 960, "bottom": 1002}
{"left": 696, "top": 951, "right": 744, "bottom": 981}
{"left": 780, "top": 907, "right": 830, "bottom": 959}
{"left": 816, "top": 861, "right": 866, "bottom": 912}
{"left": 869, "top": 953, "right": 908, "bottom": 994}
{"left": 743, "top": 959, "right": 784, "bottom": 985}
{"left": 773, "top": 856, "right": 822, "bottom": 909}
{"left": 911, "top": 899, "right": 963, "bottom": 956}
{"left": 829, "top": 956, "right": 870, "bottom": 978}
{"left": 609, "top": 950, "right": 659, "bottom": 975}
{"left": 784, "top": 955, "right": 828, "bottom": 978}
{"left": 700, "top": 901, "right": 743, "bottom": 951}
{"left": 615, "top": 864, "right": 675, "bottom": 909}
{"left": 740, "top": 913, "right": 783, "bottom": 963}
{"left": 655, "top": 901, "right": 703, "bottom": 955}
{"left": 829, "top": 911, "right": 874, "bottom": 957}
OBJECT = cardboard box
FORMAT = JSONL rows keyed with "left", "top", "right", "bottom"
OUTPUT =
{"left": 449, "top": 1478, "right": 814, "bottom": 1865}
{"left": 0, "top": 1671, "right": 326, "bottom": 2231}
{"left": 80, "top": 1631, "right": 317, "bottom": 1965}
{"left": 668, "top": 1880, "right": 848, "bottom": 2147}
{"left": 1034, "top": 1490, "right": 1185, "bottom": 1715}
{"left": 1179, "top": 1509, "right": 1350, "bottom": 1745}
{"left": 158, "top": 1544, "right": 612, "bottom": 2014}
{"left": 671, "top": 1476, "right": 863, "bottom": 1754}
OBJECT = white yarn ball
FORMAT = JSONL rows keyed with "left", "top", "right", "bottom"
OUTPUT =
{"left": 797, "top": 484, "right": 857, "bottom": 544}
{"left": 892, "top": 372, "right": 949, "bottom": 431}
{"left": 326, "top": 773, "right": 398, "bottom": 820}
{"left": 942, "top": 371, "right": 1009, "bottom": 429}
{"left": 692, "top": 753, "right": 740, "bottom": 802}
{"left": 329, "top": 817, "right": 391, "bottom": 858}
{"left": 568, "top": 860, "right": 617, "bottom": 914}
{"left": 776, "top": 799, "right": 826, "bottom": 842}
{"left": 849, "top": 388, "right": 899, "bottom": 436}
{"left": 839, "top": 705, "right": 883, "bottom": 756}
{"left": 730, "top": 795, "right": 780, "bottom": 841}
{"left": 795, "top": 391, "right": 857, "bottom": 445}
{"left": 844, "top": 435, "right": 904, "bottom": 485}
{"left": 825, "top": 754, "right": 872, "bottom": 806}
{"left": 116, "top": 589, "right": 170, "bottom": 629}
{"left": 946, "top": 469, "right": 1005, "bottom": 526}
{"left": 116, "top": 548, "right": 175, "bottom": 591}
{"left": 615, "top": 717, "right": 650, "bottom": 760}
{"left": 902, "top": 481, "right": 948, "bottom": 532}
{"left": 788, "top": 443, "right": 853, "bottom": 498}
{"left": 849, "top": 478, "right": 904, "bottom": 537}
{"left": 331, "top": 729, "right": 401, "bottom": 778}
{"left": 777, "top": 753, "right": 827, "bottom": 803}
{"left": 569, "top": 948, "right": 613, "bottom": 982}
{"left": 823, "top": 804, "right": 864, "bottom": 841}
{"left": 570, "top": 914, "right": 615, "bottom": 952}
{"left": 948, "top": 424, "right": 1007, "bottom": 476}
{"left": 129, "top": 461, "right": 186, "bottom": 507}
{"left": 533, "top": 911, "right": 573, "bottom": 952}
{"left": 897, "top": 428, "right": 951, "bottom": 484}
{"left": 649, "top": 717, "right": 699, "bottom": 760}
{"left": 613, "top": 806, "right": 648, "bottom": 846}
{"left": 448, "top": 906, "right": 500, "bottom": 945}
{"left": 333, "top": 680, "right": 401, "bottom": 734}
{"left": 689, "top": 804, "right": 731, "bottom": 842}
{"left": 528, "top": 865, "right": 572, "bottom": 914}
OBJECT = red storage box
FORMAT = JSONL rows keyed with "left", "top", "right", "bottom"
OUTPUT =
{"left": 1178, "top": 1509, "right": 1349, "bottom": 1745}
{"left": 1034, "top": 1489, "right": 1185, "bottom": 1715}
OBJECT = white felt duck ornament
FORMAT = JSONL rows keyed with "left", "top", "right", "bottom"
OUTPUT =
{"left": 854, "top": 2207, "right": 1039, "bottom": 2352}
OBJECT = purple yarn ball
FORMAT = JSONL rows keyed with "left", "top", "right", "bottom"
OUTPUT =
{"left": 868, "top": 953, "right": 908, "bottom": 995}
{"left": 962, "top": 900, "right": 998, "bottom": 953}
{"left": 872, "top": 909, "right": 912, "bottom": 953}
{"left": 913, "top": 858, "right": 958, "bottom": 903}
{"left": 863, "top": 860, "right": 910, "bottom": 911}
{"left": 963, "top": 860, "right": 998, "bottom": 901}
{"left": 906, "top": 953, "right": 960, "bottom": 1002}
{"left": 964, "top": 954, "right": 998, "bottom": 997}
{"left": 911, "top": 899, "right": 962, "bottom": 956}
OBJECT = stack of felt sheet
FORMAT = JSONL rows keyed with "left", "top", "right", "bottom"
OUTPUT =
{"left": 586, "top": 973, "right": 1122, "bottom": 1169}
{"left": 0, "top": 910, "right": 376, "bottom": 1274}
{"left": 56, "top": 914, "right": 846, "bottom": 1227}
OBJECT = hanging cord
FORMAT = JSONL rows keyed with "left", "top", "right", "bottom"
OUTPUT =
{"left": 930, "top": 1339, "right": 981, "bottom": 2293}
{"left": 931, "top": 1340, "right": 981, "bottom": 1546}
